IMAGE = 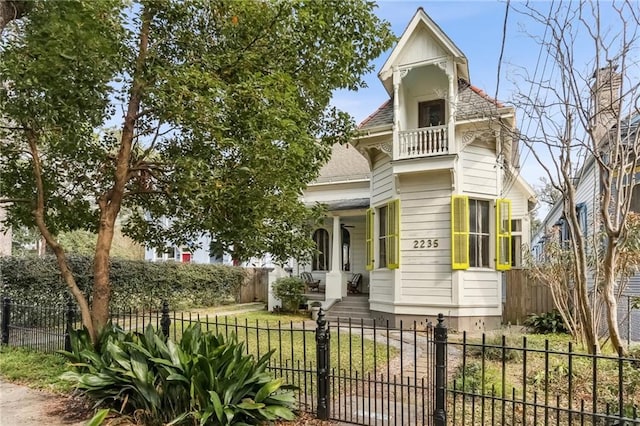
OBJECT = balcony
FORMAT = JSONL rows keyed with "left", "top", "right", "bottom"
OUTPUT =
{"left": 398, "top": 125, "right": 448, "bottom": 159}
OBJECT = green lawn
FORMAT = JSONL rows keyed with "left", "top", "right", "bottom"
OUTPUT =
{"left": 1, "top": 309, "right": 399, "bottom": 397}
{"left": 167, "top": 311, "right": 398, "bottom": 381}
{"left": 0, "top": 346, "right": 72, "bottom": 393}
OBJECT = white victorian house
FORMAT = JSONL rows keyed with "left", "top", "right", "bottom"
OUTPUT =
{"left": 295, "top": 8, "right": 536, "bottom": 330}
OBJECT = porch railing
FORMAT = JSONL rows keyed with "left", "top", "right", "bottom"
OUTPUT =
{"left": 398, "top": 125, "right": 448, "bottom": 159}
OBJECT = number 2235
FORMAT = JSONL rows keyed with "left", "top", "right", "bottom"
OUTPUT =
{"left": 413, "top": 239, "right": 438, "bottom": 249}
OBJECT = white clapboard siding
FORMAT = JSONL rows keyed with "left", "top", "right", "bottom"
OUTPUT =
{"left": 398, "top": 171, "right": 453, "bottom": 304}
{"left": 462, "top": 144, "right": 498, "bottom": 196}
{"left": 397, "top": 24, "right": 447, "bottom": 66}
{"left": 462, "top": 270, "right": 500, "bottom": 304}
{"left": 371, "top": 151, "right": 394, "bottom": 205}
{"left": 370, "top": 269, "right": 394, "bottom": 301}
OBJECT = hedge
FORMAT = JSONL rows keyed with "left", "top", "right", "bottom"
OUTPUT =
{"left": 0, "top": 255, "right": 246, "bottom": 311}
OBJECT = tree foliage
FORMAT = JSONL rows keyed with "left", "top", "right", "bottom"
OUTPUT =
{"left": 0, "top": 0, "right": 394, "bottom": 342}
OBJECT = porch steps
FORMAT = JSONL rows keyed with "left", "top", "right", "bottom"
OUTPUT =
{"left": 325, "top": 295, "right": 376, "bottom": 326}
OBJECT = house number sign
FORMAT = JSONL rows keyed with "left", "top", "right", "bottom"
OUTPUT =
{"left": 413, "top": 239, "right": 439, "bottom": 249}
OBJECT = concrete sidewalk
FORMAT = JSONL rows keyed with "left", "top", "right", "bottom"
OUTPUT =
{"left": 0, "top": 381, "right": 86, "bottom": 426}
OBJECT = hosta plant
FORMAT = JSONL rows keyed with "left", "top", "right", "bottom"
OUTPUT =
{"left": 60, "top": 323, "right": 296, "bottom": 425}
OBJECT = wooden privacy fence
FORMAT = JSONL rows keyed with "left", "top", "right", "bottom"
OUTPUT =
{"left": 503, "top": 269, "right": 555, "bottom": 324}
{"left": 237, "top": 267, "right": 269, "bottom": 303}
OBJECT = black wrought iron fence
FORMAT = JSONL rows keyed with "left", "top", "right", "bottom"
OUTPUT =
{"left": 448, "top": 331, "right": 640, "bottom": 425}
{"left": 2, "top": 297, "right": 639, "bottom": 425}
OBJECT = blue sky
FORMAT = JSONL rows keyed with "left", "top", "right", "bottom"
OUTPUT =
{"left": 333, "top": 1, "right": 515, "bottom": 124}
{"left": 331, "top": 0, "right": 591, "bottom": 194}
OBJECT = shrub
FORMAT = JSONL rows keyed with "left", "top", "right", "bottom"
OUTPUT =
{"left": 60, "top": 323, "right": 297, "bottom": 425}
{"left": 466, "top": 333, "right": 522, "bottom": 363}
{"left": 524, "top": 311, "right": 569, "bottom": 334}
{"left": 271, "top": 277, "right": 306, "bottom": 313}
{"left": 0, "top": 255, "right": 246, "bottom": 310}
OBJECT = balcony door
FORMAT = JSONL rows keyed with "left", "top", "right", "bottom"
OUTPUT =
{"left": 418, "top": 99, "right": 445, "bottom": 128}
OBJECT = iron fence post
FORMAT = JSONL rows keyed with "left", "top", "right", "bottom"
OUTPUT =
{"left": 434, "top": 313, "right": 447, "bottom": 426}
{"left": 316, "top": 308, "right": 330, "bottom": 420}
{"left": 2, "top": 297, "right": 10, "bottom": 345}
{"left": 64, "top": 299, "right": 74, "bottom": 352}
{"left": 161, "top": 300, "right": 171, "bottom": 338}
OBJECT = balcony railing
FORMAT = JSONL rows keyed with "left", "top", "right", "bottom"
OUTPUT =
{"left": 398, "top": 125, "right": 448, "bottom": 159}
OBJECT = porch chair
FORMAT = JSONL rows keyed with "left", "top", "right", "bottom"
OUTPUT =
{"left": 347, "top": 273, "right": 362, "bottom": 294}
{"left": 301, "top": 272, "right": 321, "bottom": 292}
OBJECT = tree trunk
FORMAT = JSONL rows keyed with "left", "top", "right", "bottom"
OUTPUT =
{"left": 0, "top": 0, "right": 30, "bottom": 32}
{"left": 603, "top": 246, "right": 627, "bottom": 354}
{"left": 26, "top": 132, "right": 96, "bottom": 343}
{"left": 90, "top": 7, "right": 152, "bottom": 334}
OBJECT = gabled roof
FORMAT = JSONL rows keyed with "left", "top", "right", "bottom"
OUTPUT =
{"left": 358, "top": 99, "right": 393, "bottom": 130}
{"left": 314, "top": 143, "right": 370, "bottom": 183}
{"left": 379, "top": 7, "right": 469, "bottom": 86}
{"left": 358, "top": 83, "right": 505, "bottom": 131}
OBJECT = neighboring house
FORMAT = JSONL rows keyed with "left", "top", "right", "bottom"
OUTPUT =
{"left": 295, "top": 8, "right": 536, "bottom": 330}
{"left": 143, "top": 218, "right": 269, "bottom": 267}
{"left": 531, "top": 68, "right": 640, "bottom": 341}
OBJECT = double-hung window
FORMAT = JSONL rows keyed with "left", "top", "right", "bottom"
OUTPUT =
{"left": 366, "top": 199, "right": 400, "bottom": 270}
{"left": 469, "top": 199, "right": 491, "bottom": 268}
{"left": 451, "top": 196, "right": 512, "bottom": 270}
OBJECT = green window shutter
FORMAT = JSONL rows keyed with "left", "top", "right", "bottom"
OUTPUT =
{"left": 451, "top": 195, "right": 469, "bottom": 270}
{"left": 365, "top": 208, "right": 374, "bottom": 271}
{"left": 387, "top": 199, "right": 400, "bottom": 269}
{"left": 496, "top": 198, "right": 512, "bottom": 271}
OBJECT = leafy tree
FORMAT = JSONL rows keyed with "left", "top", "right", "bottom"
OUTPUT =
{"left": 0, "top": 0, "right": 394, "bottom": 344}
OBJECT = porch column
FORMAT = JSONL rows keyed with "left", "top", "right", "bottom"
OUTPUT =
{"left": 324, "top": 216, "right": 344, "bottom": 299}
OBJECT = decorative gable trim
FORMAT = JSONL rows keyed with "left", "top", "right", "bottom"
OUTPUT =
{"left": 379, "top": 7, "right": 469, "bottom": 83}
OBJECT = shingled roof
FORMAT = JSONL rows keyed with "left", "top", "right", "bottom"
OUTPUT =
{"left": 358, "top": 83, "right": 505, "bottom": 130}
{"left": 314, "top": 143, "right": 370, "bottom": 184}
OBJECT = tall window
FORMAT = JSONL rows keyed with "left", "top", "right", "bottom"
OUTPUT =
{"left": 312, "top": 229, "right": 329, "bottom": 271}
{"left": 341, "top": 227, "right": 351, "bottom": 271}
{"left": 469, "top": 199, "right": 490, "bottom": 268}
{"left": 418, "top": 99, "right": 445, "bottom": 127}
{"left": 378, "top": 206, "right": 388, "bottom": 268}
{"left": 368, "top": 200, "right": 400, "bottom": 270}
{"left": 452, "top": 196, "right": 512, "bottom": 270}
{"left": 510, "top": 219, "right": 522, "bottom": 268}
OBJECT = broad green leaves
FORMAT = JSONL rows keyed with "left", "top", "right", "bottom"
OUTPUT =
{"left": 60, "top": 324, "right": 298, "bottom": 425}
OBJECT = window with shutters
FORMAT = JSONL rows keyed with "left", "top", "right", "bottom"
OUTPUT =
{"left": 375, "top": 200, "right": 400, "bottom": 270}
{"left": 378, "top": 205, "right": 388, "bottom": 268}
{"left": 366, "top": 209, "right": 374, "bottom": 270}
{"left": 312, "top": 229, "right": 329, "bottom": 271}
{"left": 452, "top": 196, "right": 512, "bottom": 270}
{"left": 470, "top": 199, "right": 491, "bottom": 268}
{"left": 496, "top": 199, "right": 511, "bottom": 271}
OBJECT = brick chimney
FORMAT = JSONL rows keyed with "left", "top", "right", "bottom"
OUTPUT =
{"left": 591, "top": 64, "right": 622, "bottom": 143}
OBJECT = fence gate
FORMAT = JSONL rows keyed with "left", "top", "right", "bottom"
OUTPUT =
{"left": 317, "top": 313, "right": 440, "bottom": 426}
